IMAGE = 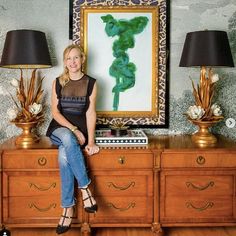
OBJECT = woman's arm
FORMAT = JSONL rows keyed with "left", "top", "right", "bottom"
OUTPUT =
{"left": 85, "top": 82, "right": 99, "bottom": 155}
{"left": 51, "top": 79, "right": 85, "bottom": 145}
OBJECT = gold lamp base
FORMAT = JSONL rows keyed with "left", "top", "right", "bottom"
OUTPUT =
{"left": 190, "top": 120, "right": 221, "bottom": 147}
{"left": 13, "top": 121, "right": 40, "bottom": 148}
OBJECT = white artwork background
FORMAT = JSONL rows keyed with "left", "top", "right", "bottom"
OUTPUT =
{"left": 87, "top": 12, "right": 152, "bottom": 112}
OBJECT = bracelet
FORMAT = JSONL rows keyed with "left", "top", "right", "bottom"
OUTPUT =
{"left": 70, "top": 126, "right": 78, "bottom": 132}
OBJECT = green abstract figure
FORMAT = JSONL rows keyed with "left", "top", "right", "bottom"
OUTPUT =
{"left": 101, "top": 14, "right": 149, "bottom": 111}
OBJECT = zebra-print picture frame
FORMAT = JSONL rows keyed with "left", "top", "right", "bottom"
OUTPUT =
{"left": 70, "top": 0, "right": 169, "bottom": 128}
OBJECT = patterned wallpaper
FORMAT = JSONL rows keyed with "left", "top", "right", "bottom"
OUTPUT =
{"left": 166, "top": 0, "right": 236, "bottom": 140}
{"left": 0, "top": 0, "right": 236, "bottom": 144}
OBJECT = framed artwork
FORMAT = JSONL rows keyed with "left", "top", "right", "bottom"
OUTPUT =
{"left": 71, "top": 0, "right": 169, "bottom": 128}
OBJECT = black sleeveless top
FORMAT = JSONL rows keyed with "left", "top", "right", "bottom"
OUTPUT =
{"left": 46, "top": 74, "right": 96, "bottom": 140}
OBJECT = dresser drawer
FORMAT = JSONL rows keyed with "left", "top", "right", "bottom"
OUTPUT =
{"left": 161, "top": 152, "right": 236, "bottom": 168}
{"left": 3, "top": 172, "right": 60, "bottom": 197}
{"left": 3, "top": 196, "right": 82, "bottom": 224}
{"left": 92, "top": 171, "right": 153, "bottom": 197}
{"left": 163, "top": 173, "right": 233, "bottom": 196}
{"left": 161, "top": 196, "right": 233, "bottom": 222}
{"left": 4, "top": 196, "right": 61, "bottom": 219}
{"left": 89, "top": 196, "right": 153, "bottom": 223}
{"left": 3, "top": 150, "right": 58, "bottom": 169}
{"left": 88, "top": 152, "right": 153, "bottom": 169}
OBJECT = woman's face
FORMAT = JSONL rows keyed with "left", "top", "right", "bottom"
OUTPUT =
{"left": 64, "top": 48, "right": 84, "bottom": 74}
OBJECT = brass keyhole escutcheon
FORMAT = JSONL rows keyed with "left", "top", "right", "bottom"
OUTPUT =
{"left": 196, "top": 156, "right": 205, "bottom": 165}
{"left": 38, "top": 157, "right": 47, "bottom": 166}
{"left": 118, "top": 156, "right": 125, "bottom": 165}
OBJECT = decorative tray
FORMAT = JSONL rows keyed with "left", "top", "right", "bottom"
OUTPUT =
{"left": 95, "top": 129, "right": 148, "bottom": 146}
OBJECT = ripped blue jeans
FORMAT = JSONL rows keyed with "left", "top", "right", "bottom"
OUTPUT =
{"left": 50, "top": 127, "right": 91, "bottom": 208}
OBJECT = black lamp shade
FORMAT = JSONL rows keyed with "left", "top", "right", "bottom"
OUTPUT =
{"left": 0, "top": 29, "right": 52, "bottom": 69}
{"left": 179, "top": 30, "right": 234, "bottom": 67}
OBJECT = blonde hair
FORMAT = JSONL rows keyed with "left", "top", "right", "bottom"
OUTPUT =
{"left": 59, "top": 44, "right": 86, "bottom": 87}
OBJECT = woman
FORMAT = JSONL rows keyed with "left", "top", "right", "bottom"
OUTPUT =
{"left": 46, "top": 44, "right": 99, "bottom": 234}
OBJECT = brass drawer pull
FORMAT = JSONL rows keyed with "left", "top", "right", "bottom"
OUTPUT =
{"left": 29, "top": 203, "right": 57, "bottom": 212}
{"left": 196, "top": 156, "right": 205, "bottom": 165}
{"left": 186, "top": 201, "right": 214, "bottom": 212}
{"left": 107, "top": 202, "right": 135, "bottom": 211}
{"left": 38, "top": 157, "right": 47, "bottom": 166}
{"left": 29, "top": 182, "right": 56, "bottom": 191}
{"left": 186, "top": 181, "right": 214, "bottom": 191}
{"left": 107, "top": 181, "right": 135, "bottom": 190}
{"left": 118, "top": 156, "right": 125, "bottom": 165}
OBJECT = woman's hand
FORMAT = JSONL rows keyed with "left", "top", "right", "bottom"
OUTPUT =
{"left": 73, "top": 129, "right": 86, "bottom": 146}
{"left": 85, "top": 143, "right": 100, "bottom": 156}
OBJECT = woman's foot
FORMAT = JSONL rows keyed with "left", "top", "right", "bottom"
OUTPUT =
{"left": 81, "top": 187, "right": 98, "bottom": 213}
{"left": 56, "top": 207, "right": 75, "bottom": 234}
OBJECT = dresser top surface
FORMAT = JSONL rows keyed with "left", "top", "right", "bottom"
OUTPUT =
{"left": 149, "top": 135, "right": 236, "bottom": 151}
{"left": 0, "top": 136, "right": 56, "bottom": 150}
{"left": 1, "top": 135, "right": 236, "bottom": 152}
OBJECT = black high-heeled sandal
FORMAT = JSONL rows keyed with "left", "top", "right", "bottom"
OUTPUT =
{"left": 81, "top": 187, "right": 98, "bottom": 213}
{"left": 56, "top": 207, "right": 75, "bottom": 234}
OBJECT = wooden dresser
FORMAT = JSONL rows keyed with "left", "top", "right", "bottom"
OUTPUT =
{"left": 158, "top": 136, "right": 236, "bottom": 227}
{"left": 1, "top": 135, "right": 236, "bottom": 236}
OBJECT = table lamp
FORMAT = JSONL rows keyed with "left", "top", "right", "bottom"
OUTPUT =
{"left": 0, "top": 29, "right": 52, "bottom": 147}
{"left": 179, "top": 30, "right": 234, "bottom": 146}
